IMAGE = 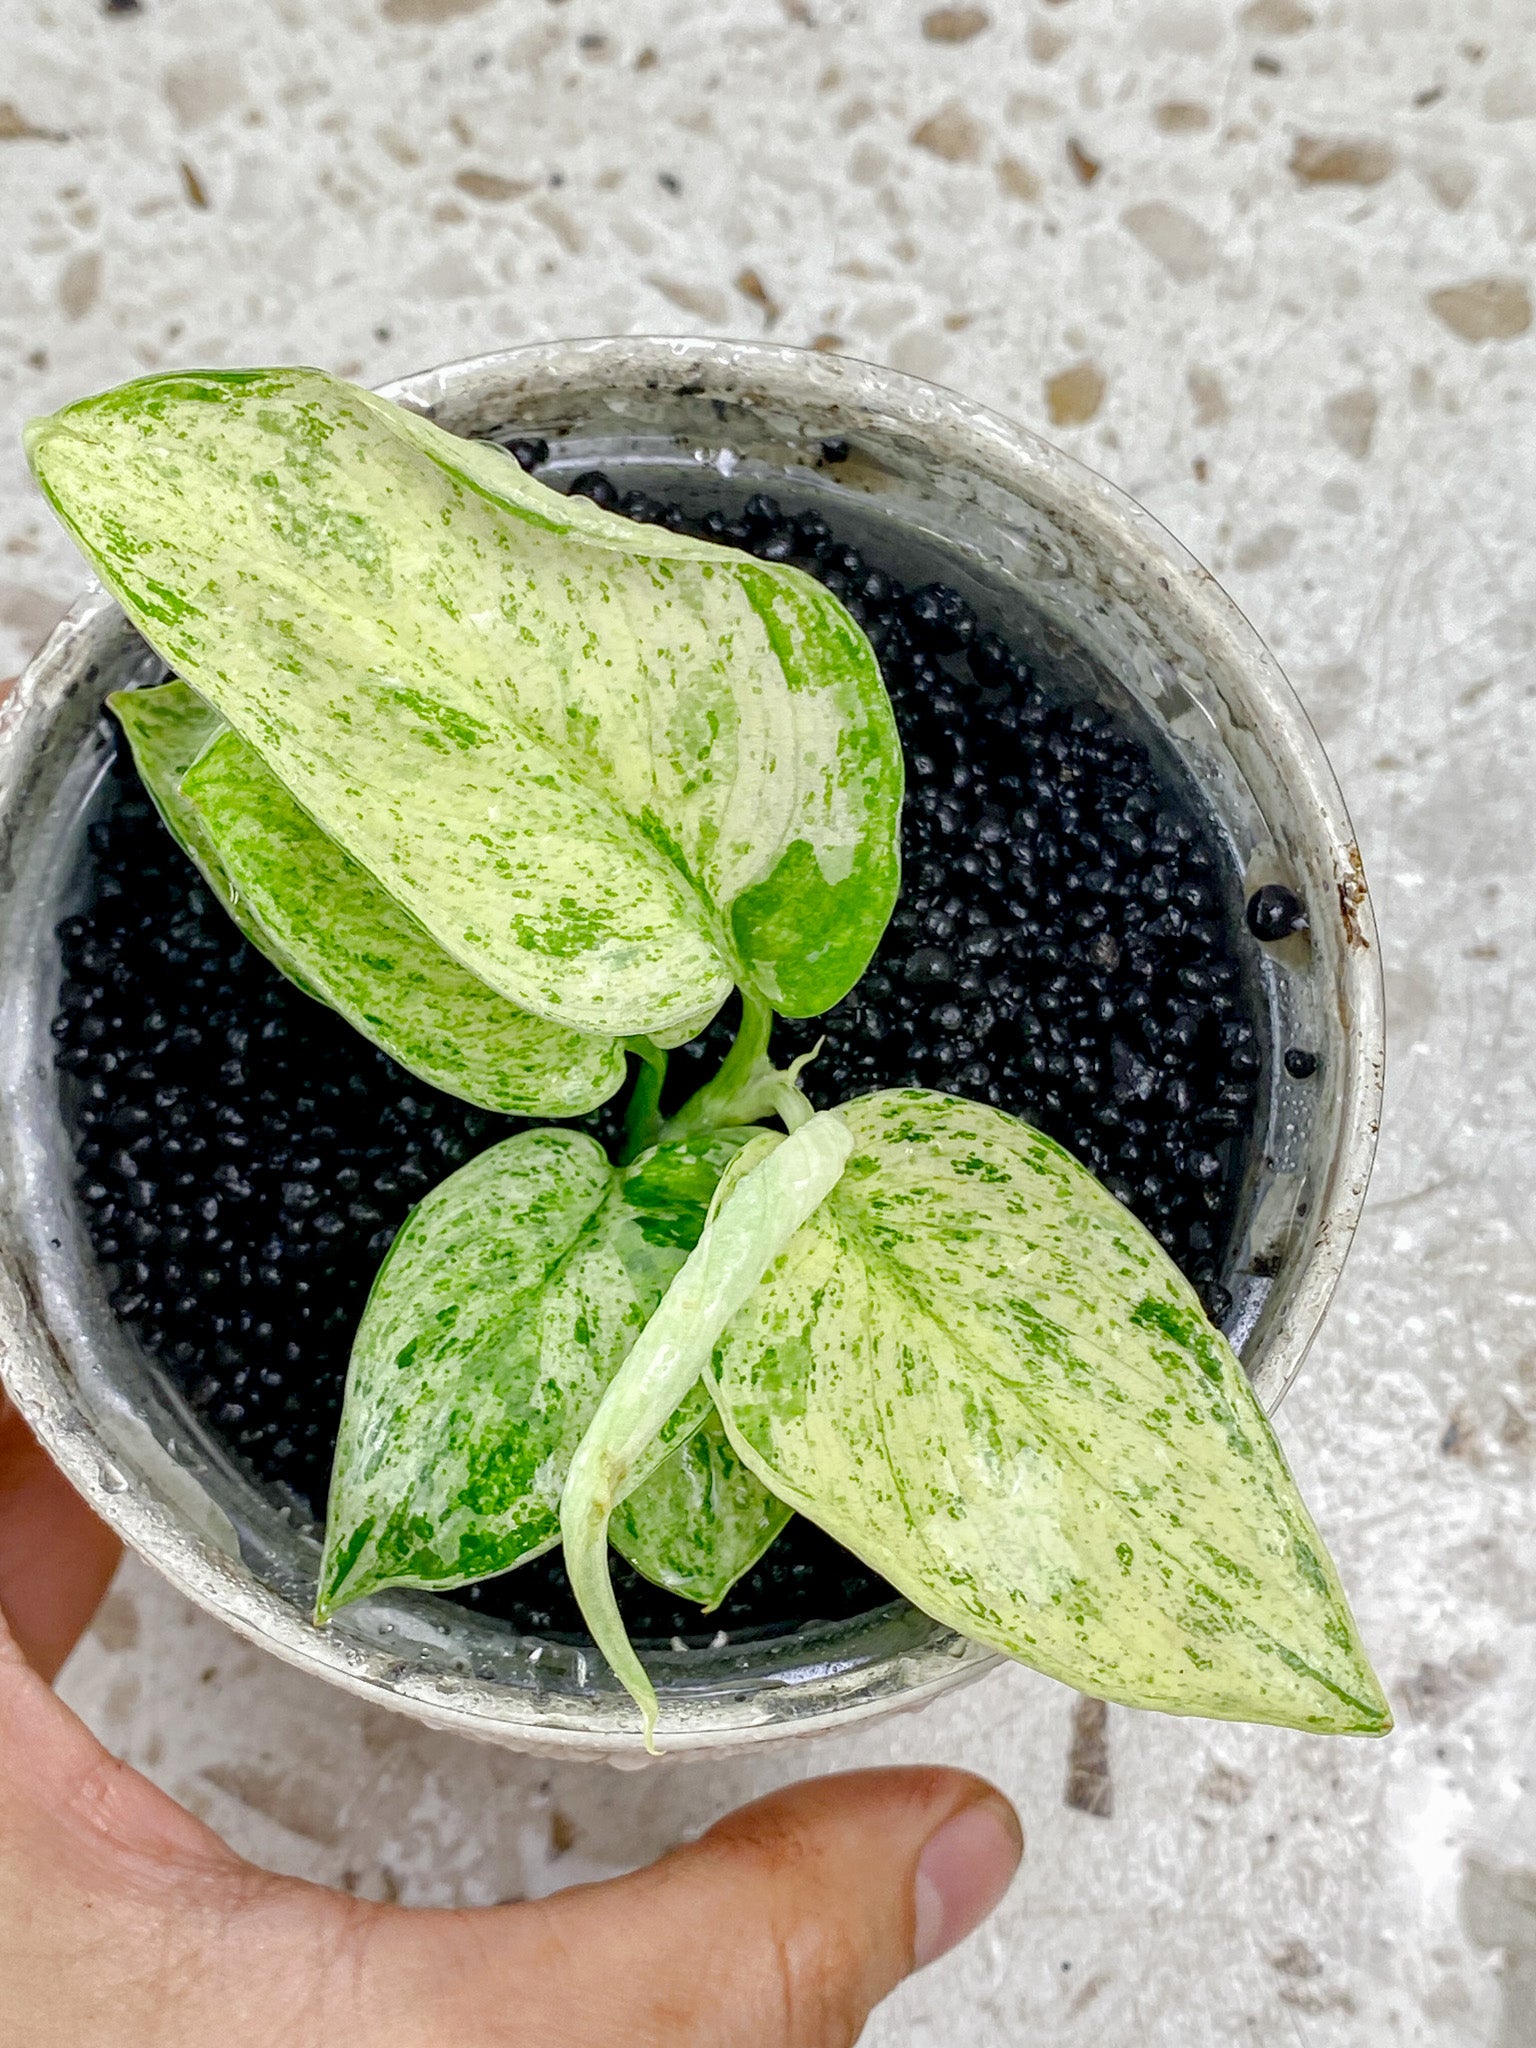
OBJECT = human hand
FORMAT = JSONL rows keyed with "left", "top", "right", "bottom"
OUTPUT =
{"left": 0, "top": 1390, "right": 1022, "bottom": 2046}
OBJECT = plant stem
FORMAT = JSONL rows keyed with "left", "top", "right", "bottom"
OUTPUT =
{"left": 656, "top": 987, "right": 775, "bottom": 1146}
{"left": 619, "top": 1039, "right": 668, "bottom": 1165}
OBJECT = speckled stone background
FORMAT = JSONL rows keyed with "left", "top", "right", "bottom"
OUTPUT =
{"left": 4, "top": 0, "right": 1534, "bottom": 2041}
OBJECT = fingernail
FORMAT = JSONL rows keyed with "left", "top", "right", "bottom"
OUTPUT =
{"left": 911, "top": 1797, "right": 1023, "bottom": 1971}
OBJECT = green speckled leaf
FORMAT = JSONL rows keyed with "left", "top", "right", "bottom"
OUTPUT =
{"left": 179, "top": 721, "right": 624, "bottom": 1117}
{"left": 318, "top": 1125, "right": 756, "bottom": 1619}
{"left": 108, "top": 679, "right": 322, "bottom": 1001}
{"left": 708, "top": 1089, "right": 1391, "bottom": 1736}
{"left": 613, "top": 1412, "right": 793, "bottom": 1609}
{"left": 30, "top": 367, "right": 901, "bottom": 1036}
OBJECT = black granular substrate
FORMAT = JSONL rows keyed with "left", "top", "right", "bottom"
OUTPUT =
{"left": 54, "top": 459, "right": 1264, "bottom": 1646}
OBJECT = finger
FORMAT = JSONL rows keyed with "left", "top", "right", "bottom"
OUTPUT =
{"left": 0, "top": 1580, "right": 380, "bottom": 2048}
{"left": 0, "top": 1393, "right": 122, "bottom": 1680}
{"left": 0, "top": 1392, "right": 122, "bottom": 1680}
{"left": 363, "top": 1765, "right": 1022, "bottom": 2048}
{"left": 0, "top": 1402, "right": 235, "bottom": 1877}
{"left": 0, "top": 1586, "right": 242, "bottom": 1886}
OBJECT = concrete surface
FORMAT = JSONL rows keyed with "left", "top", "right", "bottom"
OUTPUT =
{"left": 3, "top": 1, "right": 1534, "bottom": 2041}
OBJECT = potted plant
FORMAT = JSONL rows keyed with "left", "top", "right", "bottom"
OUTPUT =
{"left": 0, "top": 339, "right": 1386, "bottom": 1757}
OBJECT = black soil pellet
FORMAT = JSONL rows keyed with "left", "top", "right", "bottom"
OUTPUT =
{"left": 1246, "top": 882, "right": 1308, "bottom": 942}
{"left": 494, "top": 435, "right": 550, "bottom": 474}
{"left": 1284, "top": 1047, "right": 1319, "bottom": 1079}
{"left": 54, "top": 457, "right": 1265, "bottom": 1648}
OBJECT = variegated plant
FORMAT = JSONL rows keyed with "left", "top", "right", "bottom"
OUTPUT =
{"left": 29, "top": 368, "right": 1390, "bottom": 1754}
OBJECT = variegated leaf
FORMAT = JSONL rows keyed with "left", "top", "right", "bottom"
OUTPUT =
{"left": 613, "top": 1411, "right": 793, "bottom": 1610}
{"left": 180, "top": 718, "right": 625, "bottom": 1116}
{"left": 109, "top": 679, "right": 323, "bottom": 1001}
{"left": 30, "top": 368, "right": 901, "bottom": 1038}
{"left": 317, "top": 1126, "right": 756, "bottom": 1619}
{"left": 559, "top": 1112, "right": 853, "bottom": 1741}
{"left": 708, "top": 1089, "right": 1391, "bottom": 1737}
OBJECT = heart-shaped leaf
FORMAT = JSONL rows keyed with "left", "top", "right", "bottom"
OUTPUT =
{"left": 112, "top": 683, "right": 626, "bottom": 1117}
{"left": 612, "top": 1411, "right": 794, "bottom": 1610}
{"left": 707, "top": 1089, "right": 1391, "bottom": 1736}
{"left": 30, "top": 368, "right": 902, "bottom": 1038}
{"left": 318, "top": 1124, "right": 757, "bottom": 1619}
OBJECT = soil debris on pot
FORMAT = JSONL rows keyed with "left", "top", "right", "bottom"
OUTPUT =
{"left": 53, "top": 458, "right": 1266, "bottom": 1646}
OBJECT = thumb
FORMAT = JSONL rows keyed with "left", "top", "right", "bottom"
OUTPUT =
{"left": 371, "top": 1765, "right": 1022, "bottom": 2048}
